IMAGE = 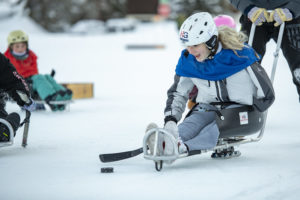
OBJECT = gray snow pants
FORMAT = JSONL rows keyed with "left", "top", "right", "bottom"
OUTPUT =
{"left": 178, "top": 103, "right": 220, "bottom": 151}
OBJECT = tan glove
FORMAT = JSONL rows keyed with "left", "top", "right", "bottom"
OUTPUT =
{"left": 247, "top": 7, "right": 272, "bottom": 26}
{"left": 270, "top": 8, "right": 293, "bottom": 27}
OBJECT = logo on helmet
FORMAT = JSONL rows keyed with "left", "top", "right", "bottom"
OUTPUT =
{"left": 180, "top": 31, "right": 189, "bottom": 42}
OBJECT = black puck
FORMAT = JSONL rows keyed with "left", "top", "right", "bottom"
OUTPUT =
{"left": 101, "top": 167, "right": 114, "bottom": 173}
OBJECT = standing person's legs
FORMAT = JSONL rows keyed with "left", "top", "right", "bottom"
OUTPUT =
{"left": 277, "top": 18, "right": 300, "bottom": 100}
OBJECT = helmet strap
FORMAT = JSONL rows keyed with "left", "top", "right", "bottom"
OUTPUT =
{"left": 206, "top": 36, "right": 219, "bottom": 59}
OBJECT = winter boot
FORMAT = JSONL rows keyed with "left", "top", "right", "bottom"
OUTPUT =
{"left": 0, "top": 113, "right": 19, "bottom": 142}
{"left": 0, "top": 122, "right": 10, "bottom": 142}
{"left": 6, "top": 112, "right": 20, "bottom": 132}
{"left": 59, "top": 89, "right": 72, "bottom": 101}
{"left": 45, "top": 93, "right": 60, "bottom": 111}
{"left": 54, "top": 92, "right": 66, "bottom": 111}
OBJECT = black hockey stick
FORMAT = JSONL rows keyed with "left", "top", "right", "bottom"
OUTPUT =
{"left": 99, "top": 147, "right": 144, "bottom": 163}
{"left": 99, "top": 147, "right": 203, "bottom": 163}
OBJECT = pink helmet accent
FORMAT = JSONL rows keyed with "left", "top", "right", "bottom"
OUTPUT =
{"left": 213, "top": 15, "right": 236, "bottom": 29}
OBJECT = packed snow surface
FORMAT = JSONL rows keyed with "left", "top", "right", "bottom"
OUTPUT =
{"left": 0, "top": 12, "right": 300, "bottom": 200}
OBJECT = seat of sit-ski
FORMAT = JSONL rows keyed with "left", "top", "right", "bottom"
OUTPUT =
{"left": 216, "top": 105, "right": 265, "bottom": 138}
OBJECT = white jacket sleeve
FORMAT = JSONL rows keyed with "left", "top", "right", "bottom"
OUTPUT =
{"left": 164, "top": 75, "right": 194, "bottom": 123}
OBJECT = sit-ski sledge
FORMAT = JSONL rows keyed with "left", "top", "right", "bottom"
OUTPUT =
{"left": 143, "top": 22, "right": 285, "bottom": 171}
{"left": 99, "top": 22, "right": 284, "bottom": 171}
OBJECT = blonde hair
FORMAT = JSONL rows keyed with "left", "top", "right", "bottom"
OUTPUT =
{"left": 217, "top": 26, "right": 248, "bottom": 50}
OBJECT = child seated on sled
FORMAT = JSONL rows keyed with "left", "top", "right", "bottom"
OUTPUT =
{"left": 0, "top": 53, "right": 34, "bottom": 143}
{"left": 4, "top": 30, "right": 72, "bottom": 111}
{"left": 145, "top": 12, "right": 274, "bottom": 163}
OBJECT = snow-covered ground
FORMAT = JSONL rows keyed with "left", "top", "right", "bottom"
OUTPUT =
{"left": 1, "top": 11, "right": 300, "bottom": 200}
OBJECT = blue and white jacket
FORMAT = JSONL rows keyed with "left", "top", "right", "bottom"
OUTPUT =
{"left": 164, "top": 43, "right": 275, "bottom": 123}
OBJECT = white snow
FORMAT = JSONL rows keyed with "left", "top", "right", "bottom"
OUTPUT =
{"left": 1, "top": 11, "right": 300, "bottom": 200}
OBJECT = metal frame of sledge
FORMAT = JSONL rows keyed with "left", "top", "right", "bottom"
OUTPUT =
{"left": 143, "top": 128, "right": 189, "bottom": 161}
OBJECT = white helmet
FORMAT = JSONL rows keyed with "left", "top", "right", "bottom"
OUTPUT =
{"left": 179, "top": 12, "right": 218, "bottom": 47}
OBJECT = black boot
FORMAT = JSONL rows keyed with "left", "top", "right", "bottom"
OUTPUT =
{"left": 0, "top": 112, "right": 21, "bottom": 142}
{"left": 6, "top": 112, "right": 20, "bottom": 133}
{"left": 45, "top": 93, "right": 59, "bottom": 111}
{"left": 0, "top": 122, "right": 10, "bottom": 142}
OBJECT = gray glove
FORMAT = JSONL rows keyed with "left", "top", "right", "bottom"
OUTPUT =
{"left": 270, "top": 8, "right": 293, "bottom": 27}
{"left": 247, "top": 7, "right": 271, "bottom": 26}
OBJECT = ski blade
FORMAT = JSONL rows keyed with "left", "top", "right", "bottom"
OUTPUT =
{"left": 99, "top": 147, "right": 143, "bottom": 163}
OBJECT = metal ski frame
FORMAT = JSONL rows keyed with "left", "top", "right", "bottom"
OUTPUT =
{"left": 142, "top": 22, "right": 286, "bottom": 169}
{"left": 143, "top": 128, "right": 188, "bottom": 161}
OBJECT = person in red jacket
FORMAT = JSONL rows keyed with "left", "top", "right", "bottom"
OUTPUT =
{"left": 4, "top": 30, "right": 72, "bottom": 111}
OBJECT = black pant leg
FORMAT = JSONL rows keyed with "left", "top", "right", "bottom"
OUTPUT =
{"left": 0, "top": 92, "right": 8, "bottom": 118}
{"left": 276, "top": 17, "right": 300, "bottom": 97}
